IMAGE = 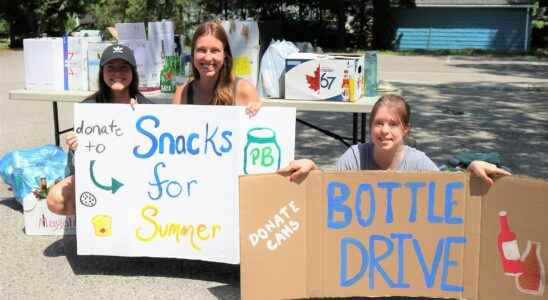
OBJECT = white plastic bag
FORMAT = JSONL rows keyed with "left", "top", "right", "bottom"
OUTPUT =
{"left": 259, "top": 40, "right": 299, "bottom": 98}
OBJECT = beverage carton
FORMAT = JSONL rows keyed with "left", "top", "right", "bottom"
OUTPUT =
{"left": 284, "top": 53, "right": 363, "bottom": 101}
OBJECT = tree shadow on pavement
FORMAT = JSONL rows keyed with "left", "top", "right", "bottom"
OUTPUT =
{"left": 448, "top": 61, "right": 548, "bottom": 80}
{"left": 208, "top": 285, "right": 240, "bottom": 300}
{"left": 395, "top": 82, "right": 548, "bottom": 179}
{"left": 43, "top": 235, "right": 240, "bottom": 287}
{"left": 295, "top": 82, "right": 548, "bottom": 180}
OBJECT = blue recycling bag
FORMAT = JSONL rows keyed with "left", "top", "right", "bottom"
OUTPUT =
{"left": 0, "top": 145, "right": 68, "bottom": 203}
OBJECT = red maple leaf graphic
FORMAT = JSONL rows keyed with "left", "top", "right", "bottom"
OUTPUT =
{"left": 305, "top": 65, "right": 320, "bottom": 93}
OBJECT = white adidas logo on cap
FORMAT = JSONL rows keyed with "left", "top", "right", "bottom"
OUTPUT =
{"left": 112, "top": 46, "right": 124, "bottom": 54}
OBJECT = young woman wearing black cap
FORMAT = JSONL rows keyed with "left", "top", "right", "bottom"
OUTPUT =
{"left": 47, "top": 44, "right": 153, "bottom": 215}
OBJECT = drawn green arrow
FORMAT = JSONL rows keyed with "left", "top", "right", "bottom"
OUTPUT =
{"left": 89, "top": 160, "right": 123, "bottom": 194}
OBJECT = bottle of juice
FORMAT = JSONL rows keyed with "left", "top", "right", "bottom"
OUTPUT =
{"left": 348, "top": 73, "right": 356, "bottom": 102}
{"left": 38, "top": 177, "right": 48, "bottom": 200}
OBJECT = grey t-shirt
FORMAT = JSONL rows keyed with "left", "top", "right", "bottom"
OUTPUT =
{"left": 335, "top": 143, "right": 439, "bottom": 171}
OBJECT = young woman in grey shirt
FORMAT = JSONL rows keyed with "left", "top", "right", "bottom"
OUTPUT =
{"left": 280, "top": 94, "right": 510, "bottom": 185}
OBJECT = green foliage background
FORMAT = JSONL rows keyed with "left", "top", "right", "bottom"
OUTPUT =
{"left": 0, "top": 0, "right": 546, "bottom": 50}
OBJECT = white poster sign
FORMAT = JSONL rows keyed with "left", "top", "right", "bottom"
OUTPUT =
{"left": 148, "top": 20, "right": 176, "bottom": 58}
{"left": 115, "top": 22, "right": 147, "bottom": 41}
{"left": 87, "top": 42, "right": 113, "bottom": 91}
{"left": 74, "top": 105, "right": 295, "bottom": 264}
{"left": 120, "top": 40, "right": 158, "bottom": 89}
{"left": 221, "top": 20, "right": 260, "bottom": 85}
{"left": 23, "top": 38, "right": 64, "bottom": 90}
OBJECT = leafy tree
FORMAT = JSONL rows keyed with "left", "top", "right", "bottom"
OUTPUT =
{"left": 86, "top": 0, "right": 198, "bottom": 44}
{"left": 194, "top": 0, "right": 415, "bottom": 50}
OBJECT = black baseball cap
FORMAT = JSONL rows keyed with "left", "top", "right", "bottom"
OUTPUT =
{"left": 100, "top": 44, "right": 136, "bottom": 67}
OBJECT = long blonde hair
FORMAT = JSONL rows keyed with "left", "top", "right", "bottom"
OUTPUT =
{"left": 190, "top": 21, "right": 235, "bottom": 105}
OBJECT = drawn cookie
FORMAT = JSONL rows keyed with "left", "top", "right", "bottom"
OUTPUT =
{"left": 80, "top": 191, "right": 97, "bottom": 207}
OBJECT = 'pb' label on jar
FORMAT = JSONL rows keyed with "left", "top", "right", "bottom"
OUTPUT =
{"left": 243, "top": 128, "right": 281, "bottom": 175}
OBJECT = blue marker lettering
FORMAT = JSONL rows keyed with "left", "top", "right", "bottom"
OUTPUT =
{"left": 444, "top": 182, "right": 464, "bottom": 224}
{"left": 404, "top": 182, "right": 425, "bottom": 223}
{"left": 378, "top": 182, "right": 401, "bottom": 223}
{"left": 369, "top": 235, "right": 396, "bottom": 289}
{"left": 390, "top": 233, "right": 412, "bottom": 288}
{"left": 355, "top": 183, "right": 375, "bottom": 228}
{"left": 327, "top": 181, "right": 351, "bottom": 229}
{"left": 220, "top": 130, "right": 233, "bottom": 153}
{"left": 441, "top": 236, "right": 466, "bottom": 292}
{"left": 204, "top": 123, "right": 222, "bottom": 156}
{"left": 175, "top": 136, "right": 186, "bottom": 154}
{"left": 159, "top": 132, "right": 175, "bottom": 154}
{"left": 148, "top": 162, "right": 168, "bottom": 200}
{"left": 133, "top": 115, "right": 159, "bottom": 159}
{"left": 340, "top": 237, "right": 369, "bottom": 287}
{"left": 427, "top": 182, "right": 444, "bottom": 223}
{"left": 187, "top": 133, "right": 200, "bottom": 155}
{"left": 413, "top": 238, "right": 445, "bottom": 288}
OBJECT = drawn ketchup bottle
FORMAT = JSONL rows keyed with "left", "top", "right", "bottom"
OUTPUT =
{"left": 497, "top": 211, "right": 524, "bottom": 276}
{"left": 516, "top": 241, "right": 545, "bottom": 296}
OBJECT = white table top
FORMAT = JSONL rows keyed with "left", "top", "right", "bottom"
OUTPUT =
{"left": 9, "top": 79, "right": 401, "bottom": 114}
{"left": 9, "top": 89, "right": 381, "bottom": 113}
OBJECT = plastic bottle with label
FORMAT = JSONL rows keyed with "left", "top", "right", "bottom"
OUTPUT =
{"left": 348, "top": 72, "right": 356, "bottom": 102}
{"left": 38, "top": 177, "right": 48, "bottom": 200}
{"left": 341, "top": 69, "right": 350, "bottom": 102}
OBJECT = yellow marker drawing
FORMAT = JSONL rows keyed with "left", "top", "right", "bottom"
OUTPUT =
{"left": 91, "top": 214, "right": 112, "bottom": 237}
{"left": 233, "top": 56, "right": 252, "bottom": 77}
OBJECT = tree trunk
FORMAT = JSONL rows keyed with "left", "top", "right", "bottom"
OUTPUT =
{"left": 335, "top": 0, "right": 346, "bottom": 49}
{"left": 372, "top": 0, "right": 392, "bottom": 49}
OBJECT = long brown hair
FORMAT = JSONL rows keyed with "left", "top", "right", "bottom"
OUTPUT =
{"left": 190, "top": 21, "right": 235, "bottom": 105}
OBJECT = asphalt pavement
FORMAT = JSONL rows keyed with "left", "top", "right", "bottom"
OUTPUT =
{"left": 1, "top": 49, "right": 547, "bottom": 299}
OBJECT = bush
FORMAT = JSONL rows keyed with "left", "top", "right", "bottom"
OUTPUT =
{"left": 0, "top": 19, "right": 8, "bottom": 38}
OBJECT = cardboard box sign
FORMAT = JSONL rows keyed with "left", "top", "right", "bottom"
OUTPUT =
{"left": 284, "top": 53, "right": 364, "bottom": 101}
{"left": 240, "top": 171, "right": 548, "bottom": 300}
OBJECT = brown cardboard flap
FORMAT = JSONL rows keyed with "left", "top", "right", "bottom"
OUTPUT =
{"left": 478, "top": 176, "right": 548, "bottom": 300}
{"left": 240, "top": 172, "right": 310, "bottom": 300}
